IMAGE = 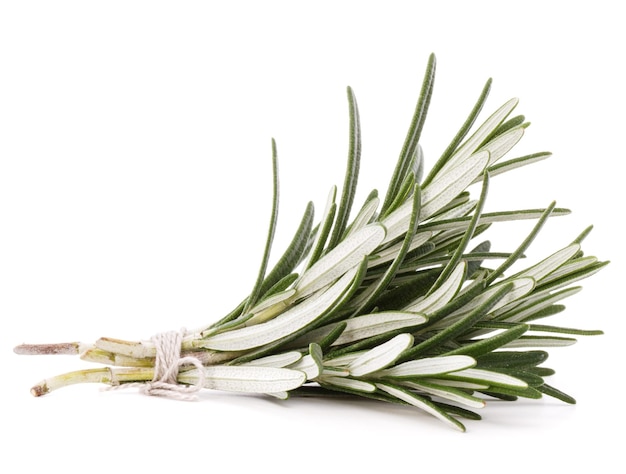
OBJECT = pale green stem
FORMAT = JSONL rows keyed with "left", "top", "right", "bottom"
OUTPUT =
{"left": 30, "top": 367, "right": 155, "bottom": 397}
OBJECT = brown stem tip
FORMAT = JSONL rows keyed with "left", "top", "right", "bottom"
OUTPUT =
{"left": 14, "top": 343, "right": 80, "bottom": 356}
{"left": 30, "top": 384, "right": 48, "bottom": 397}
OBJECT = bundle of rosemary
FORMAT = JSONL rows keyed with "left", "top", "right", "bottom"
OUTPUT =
{"left": 14, "top": 54, "right": 606, "bottom": 431}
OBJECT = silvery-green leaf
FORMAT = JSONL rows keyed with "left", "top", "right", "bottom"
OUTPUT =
{"left": 495, "top": 286, "right": 582, "bottom": 323}
{"left": 324, "top": 351, "right": 365, "bottom": 368}
{"left": 244, "top": 288, "right": 297, "bottom": 326}
{"left": 322, "top": 367, "right": 350, "bottom": 377}
{"left": 404, "top": 262, "right": 466, "bottom": 313}
{"left": 421, "top": 207, "right": 570, "bottom": 232}
{"left": 348, "top": 333, "right": 414, "bottom": 377}
{"left": 510, "top": 243, "right": 580, "bottom": 282}
{"left": 288, "top": 354, "right": 320, "bottom": 379}
{"left": 303, "top": 186, "right": 337, "bottom": 271}
{"left": 290, "top": 344, "right": 323, "bottom": 380}
{"left": 380, "top": 152, "right": 487, "bottom": 244}
{"left": 249, "top": 288, "right": 297, "bottom": 314}
{"left": 440, "top": 368, "right": 528, "bottom": 389}
{"left": 345, "top": 195, "right": 380, "bottom": 238}
{"left": 419, "top": 150, "right": 490, "bottom": 222}
{"left": 378, "top": 198, "right": 413, "bottom": 245}
{"left": 242, "top": 140, "right": 280, "bottom": 314}
{"left": 295, "top": 223, "right": 386, "bottom": 298}
{"left": 430, "top": 197, "right": 476, "bottom": 221}
{"left": 479, "top": 125, "right": 524, "bottom": 167}
{"left": 501, "top": 335, "right": 577, "bottom": 348}
{"left": 538, "top": 256, "right": 598, "bottom": 285}
{"left": 178, "top": 366, "right": 306, "bottom": 393}
{"left": 203, "top": 266, "right": 359, "bottom": 351}
{"left": 240, "top": 351, "right": 302, "bottom": 368}
{"left": 381, "top": 53, "right": 435, "bottom": 215}
{"left": 437, "top": 98, "right": 519, "bottom": 175}
{"left": 321, "top": 376, "right": 376, "bottom": 393}
{"left": 423, "top": 378, "right": 489, "bottom": 390}
{"left": 532, "top": 260, "right": 608, "bottom": 296}
{"left": 369, "top": 231, "right": 433, "bottom": 268}
{"left": 376, "top": 355, "right": 476, "bottom": 378}
{"left": 447, "top": 277, "right": 535, "bottom": 323}
{"left": 332, "top": 311, "right": 427, "bottom": 346}
{"left": 488, "top": 152, "right": 551, "bottom": 178}
{"left": 265, "top": 391, "right": 289, "bottom": 400}
{"left": 326, "top": 86, "right": 362, "bottom": 250}
{"left": 403, "top": 380, "right": 486, "bottom": 409}
{"left": 377, "top": 383, "right": 465, "bottom": 431}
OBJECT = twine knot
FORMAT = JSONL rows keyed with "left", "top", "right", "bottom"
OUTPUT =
{"left": 107, "top": 329, "right": 205, "bottom": 401}
{"left": 141, "top": 330, "right": 205, "bottom": 400}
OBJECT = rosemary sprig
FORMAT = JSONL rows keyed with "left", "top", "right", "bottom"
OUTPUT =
{"left": 14, "top": 53, "right": 607, "bottom": 431}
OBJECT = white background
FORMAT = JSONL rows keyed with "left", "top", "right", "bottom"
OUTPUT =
{"left": 1, "top": 1, "right": 622, "bottom": 472}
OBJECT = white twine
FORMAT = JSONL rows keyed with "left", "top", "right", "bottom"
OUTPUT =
{"left": 108, "top": 329, "right": 206, "bottom": 401}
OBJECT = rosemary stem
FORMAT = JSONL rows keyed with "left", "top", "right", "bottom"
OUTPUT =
{"left": 30, "top": 367, "right": 155, "bottom": 397}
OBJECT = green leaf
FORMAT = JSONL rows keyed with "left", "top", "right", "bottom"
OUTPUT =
{"left": 493, "top": 286, "right": 581, "bottom": 323}
{"left": 260, "top": 201, "right": 315, "bottom": 297}
{"left": 422, "top": 78, "right": 492, "bottom": 187}
{"left": 344, "top": 192, "right": 380, "bottom": 238}
{"left": 381, "top": 53, "right": 436, "bottom": 215}
{"left": 537, "top": 256, "right": 600, "bottom": 286}
{"left": 327, "top": 86, "right": 362, "bottom": 250}
{"left": 350, "top": 184, "right": 421, "bottom": 314}
{"left": 484, "top": 202, "right": 556, "bottom": 285}
{"left": 444, "top": 324, "right": 529, "bottom": 358}
{"left": 476, "top": 350, "right": 549, "bottom": 369}
{"left": 374, "top": 267, "right": 442, "bottom": 311}
{"left": 446, "top": 277, "right": 535, "bottom": 325}
{"left": 244, "top": 140, "right": 281, "bottom": 314}
{"left": 405, "top": 262, "right": 466, "bottom": 313}
{"left": 508, "top": 243, "right": 580, "bottom": 283}
{"left": 318, "top": 322, "right": 347, "bottom": 352}
{"left": 289, "top": 344, "right": 323, "bottom": 380}
{"left": 533, "top": 260, "right": 609, "bottom": 294}
{"left": 381, "top": 159, "right": 417, "bottom": 219}
{"left": 244, "top": 288, "right": 297, "bottom": 326}
{"left": 403, "top": 281, "right": 514, "bottom": 360}
{"left": 419, "top": 207, "right": 570, "bottom": 233}
{"left": 478, "top": 125, "right": 525, "bottom": 168}
{"left": 369, "top": 231, "right": 432, "bottom": 268}
{"left": 480, "top": 385, "right": 542, "bottom": 400}
{"left": 304, "top": 186, "right": 337, "bottom": 271}
{"left": 428, "top": 170, "right": 490, "bottom": 295}
{"left": 403, "top": 379, "right": 486, "bottom": 408}
{"left": 376, "top": 383, "right": 466, "bottom": 431}
{"left": 488, "top": 152, "right": 551, "bottom": 178}
{"left": 537, "top": 383, "right": 576, "bottom": 404}
{"left": 488, "top": 114, "right": 526, "bottom": 139}
{"left": 434, "top": 97, "right": 519, "bottom": 177}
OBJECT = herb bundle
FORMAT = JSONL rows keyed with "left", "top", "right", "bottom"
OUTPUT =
{"left": 14, "top": 54, "right": 606, "bottom": 431}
